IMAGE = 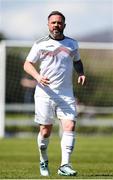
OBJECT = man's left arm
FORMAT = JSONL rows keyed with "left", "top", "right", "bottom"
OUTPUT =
{"left": 73, "top": 59, "right": 86, "bottom": 85}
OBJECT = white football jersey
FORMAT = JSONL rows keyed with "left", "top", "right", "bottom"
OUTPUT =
{"left": 26, "top": 36, "right": 80, "bottom": 98}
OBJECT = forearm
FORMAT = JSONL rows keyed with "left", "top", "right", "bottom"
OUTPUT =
{"left": 23, "top": 60, "right": 50, "bottom": 86}
{"left": 23, "top": 60, "right": 40, "bottom": 81}
{"left": 73, "top": 59, "right": 84, "bottom": 76}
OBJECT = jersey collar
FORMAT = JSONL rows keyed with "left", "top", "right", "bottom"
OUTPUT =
{"left": 49, "top": 34, "right": 65, "bottom": 41}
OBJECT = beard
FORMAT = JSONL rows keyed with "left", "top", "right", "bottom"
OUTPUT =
{"left": 49, "top": 27, "right": 64, "bottom": 39}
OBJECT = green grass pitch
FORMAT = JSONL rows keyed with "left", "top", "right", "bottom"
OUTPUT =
{"left": 0, "top": 135, "right": 113, "bottom": 179}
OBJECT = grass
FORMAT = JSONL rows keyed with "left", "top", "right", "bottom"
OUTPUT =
{"left": 0, "top": 135, "right": 113, "bottom": 179}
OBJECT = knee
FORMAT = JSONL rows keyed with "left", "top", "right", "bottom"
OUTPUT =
{"left": 41, "top": 129, "right": 50, "bottom": 138}
{"left": 63, "top": 120, "right": 75, "bottom": 131}
{"left": 40, "top": 125, "right": 52, "bottom": 138}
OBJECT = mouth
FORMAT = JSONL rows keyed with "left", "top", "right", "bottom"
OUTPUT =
{"left": 53, "top": 29, "right": 61, "bottom": 35}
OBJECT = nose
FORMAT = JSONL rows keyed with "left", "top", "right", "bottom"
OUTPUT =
{"left": 54, "top": 22, "right": 58, "bottom": 26}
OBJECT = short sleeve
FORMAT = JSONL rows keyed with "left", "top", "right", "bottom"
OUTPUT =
{"left": 26, "top": 43, "right": 40, "bottom": 63}
{"left": 73, "top": 41, "right": 81, "bottom": 62}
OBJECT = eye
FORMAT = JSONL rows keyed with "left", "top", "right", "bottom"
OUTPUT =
{"left": 57, "top": 22, "right": 62, "bottom": 25}
{"left": 51, "top": 21, "right": 63, "bottom": 25}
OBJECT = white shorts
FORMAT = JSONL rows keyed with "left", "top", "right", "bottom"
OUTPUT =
{"left": 34, "top": 95, "right": 77, "bottom": 125}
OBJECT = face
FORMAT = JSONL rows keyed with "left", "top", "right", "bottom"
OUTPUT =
{"left": 48, "top": 15, "right": 66, "bottom": 40}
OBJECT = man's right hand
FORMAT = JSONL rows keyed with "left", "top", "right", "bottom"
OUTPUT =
{"left": 37, "top": 75, "right": 50, "bottom": 86}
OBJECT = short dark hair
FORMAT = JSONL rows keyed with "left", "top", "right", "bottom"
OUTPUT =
{"left": 48, "top": 11, "right": 65, "bottom": 22}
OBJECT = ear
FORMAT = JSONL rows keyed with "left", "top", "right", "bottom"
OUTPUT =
{"left": 64, "top": 23, "right": 66, "bottom": 29}
{"left": 47, "top": 22, "right": 49, "bottom": 28}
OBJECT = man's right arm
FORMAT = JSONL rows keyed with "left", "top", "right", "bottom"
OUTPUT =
{"left": 23, "top": 60, "right": 50, "bottom": 86}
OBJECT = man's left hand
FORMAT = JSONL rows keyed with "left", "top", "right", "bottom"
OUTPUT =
{"left": 78, "top": 75, "right": 86, "bottom": 85}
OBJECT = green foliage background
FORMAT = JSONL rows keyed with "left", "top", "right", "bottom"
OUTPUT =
{"left": 74, "top": 49, "right": 113, "bottom": 106}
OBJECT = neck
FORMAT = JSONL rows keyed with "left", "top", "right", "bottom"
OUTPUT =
{"left": 49, "top": 33, "right": 65, "bottom": 41}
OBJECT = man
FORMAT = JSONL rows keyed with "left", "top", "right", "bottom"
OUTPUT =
{"left": 24, "top": 11, "right": 85, "bottom": 176}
